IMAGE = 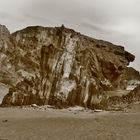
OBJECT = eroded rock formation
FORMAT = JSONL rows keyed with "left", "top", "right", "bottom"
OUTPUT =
{"left": 106, "top": 84, "right": 140, "bottom": 109}
{"left": 120, "top": 67, "right": 140, "bottom": 90}
{"left": 0, "top": 25, "right": 136, "bottom": 109}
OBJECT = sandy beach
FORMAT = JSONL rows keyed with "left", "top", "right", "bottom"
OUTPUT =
{"left": 0, "top": 104, "right": 140, "bottom": 140}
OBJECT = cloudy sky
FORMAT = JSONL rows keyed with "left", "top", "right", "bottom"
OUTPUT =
{"left": 0, "top": 0, "right": 140, "bottom": 70}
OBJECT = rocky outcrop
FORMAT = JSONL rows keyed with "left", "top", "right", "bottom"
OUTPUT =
{"left": 106, "top": 84, "right": 140, "bottom": 109}
{"left": 0, "top": 24, "right": 17, "bottom": 85}
{"left": 119, "top": 67, "right": 140, "bottom": 90}
{"left": 0, "top": 24, "right": 38, "bottom": 86}
{"left": 0, "top": 25, "right": 136, "bottom": 109}
{"left": 124, "top": 67, "right": 140, "bottom": 81}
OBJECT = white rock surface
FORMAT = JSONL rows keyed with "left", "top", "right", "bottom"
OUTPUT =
{"left": 0, "top": 82, "right": 9, "bottom": 104}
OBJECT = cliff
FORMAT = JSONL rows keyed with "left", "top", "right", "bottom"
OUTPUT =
{"left": 0, "top": 25, "right": 136, "bottom": 109}
{"left": 0, "top": 24, "right": 18, "bottom": 85}
{"left": 106, "top": 84, "right": 140, "bottom": 109}
{"left": 124, "top": 67, "right": 140, "bottom": 81}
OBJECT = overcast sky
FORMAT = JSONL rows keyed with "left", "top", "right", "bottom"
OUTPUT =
{"left": 0, "top": 0, "right": 139, "bottom": 70}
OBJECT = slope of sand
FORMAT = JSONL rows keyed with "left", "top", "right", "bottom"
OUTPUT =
{"left": 0, "top": 104, "right": 140, "bottom": 140}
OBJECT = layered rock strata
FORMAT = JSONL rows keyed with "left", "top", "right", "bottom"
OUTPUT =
{"left": 0, "top": 25, "right": 135, "bottom": 109}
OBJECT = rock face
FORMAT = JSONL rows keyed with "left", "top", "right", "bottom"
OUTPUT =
{"left": 107, "top": 84, "right": 140, "bottom": 108}
{"left": 0, "top": 25, "right": 136, "bottom": 109}
{"left": 0, "top": 24, "right": 38, "bottom": 86}
{"left": 0, "top": 24, "right": 16, "bottom": 85}
{"left": 120, "top": 67, "right": 140, "bottom": 90}
{"left": 125, "top": 67, "right": 140, "bottom": 81}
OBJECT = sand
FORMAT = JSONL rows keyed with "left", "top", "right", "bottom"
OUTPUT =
{"left": 0, "top": 104, "right": 140, "bottom": 140}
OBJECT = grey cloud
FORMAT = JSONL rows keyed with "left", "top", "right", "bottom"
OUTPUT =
{"left": 0, "top": 0, "right": 139, "bottom": 70}
{"left": 81, "top": 21, "right": 110, "bottom": 35}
